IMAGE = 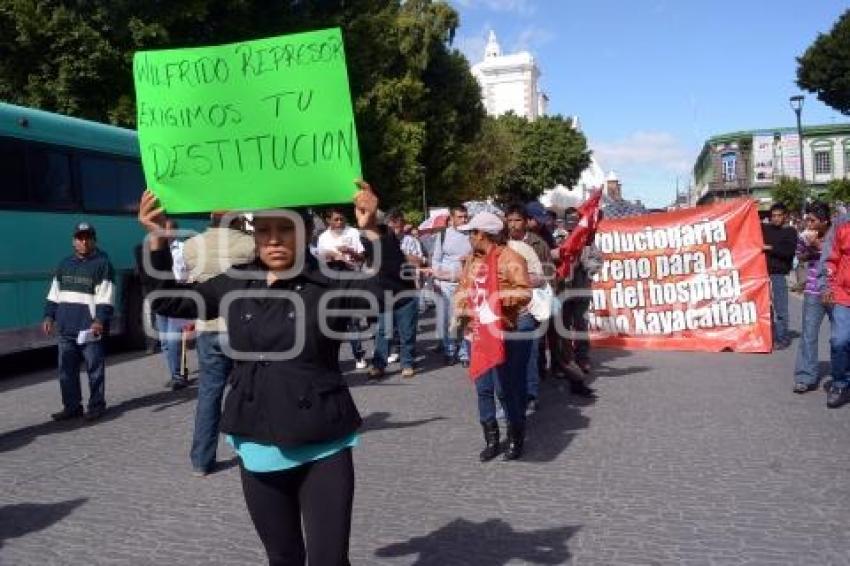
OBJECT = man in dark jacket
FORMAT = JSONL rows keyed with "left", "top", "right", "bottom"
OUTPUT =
{"left": 762, "top": 203, "right": 798, "bottom": 349}
{"left": 43, "top": 222, "right": 115, "bottom": 421}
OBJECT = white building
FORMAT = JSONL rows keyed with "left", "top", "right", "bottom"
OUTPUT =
{"left": 471, "top": 30, "right": 614, "bottom": 209}
{"left": 471, "top": 31, "right": 546, "bottom": 121}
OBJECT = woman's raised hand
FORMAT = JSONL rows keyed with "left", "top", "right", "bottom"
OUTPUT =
{"left": 138, "top": 190, "right": 167, "bottom": 234}
{"left": 353, "top": 180, "right": 379, "bottom": 232}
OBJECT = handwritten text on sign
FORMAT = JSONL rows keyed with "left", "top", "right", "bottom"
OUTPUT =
{"left": 133, "top": 28, "right": 361, "bottom": 213}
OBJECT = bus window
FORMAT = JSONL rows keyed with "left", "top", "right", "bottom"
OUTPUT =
{"left": 27, "top": 146, "right": 74, "bottom": 208}
{"left": 80, "top": 154, "right": 120, "bottom": 212}
{"left": 0, "top": 138, "right": 28, "bottom": 204}
{"left": 117, "top": 161, "right": 145, "bottom": 212}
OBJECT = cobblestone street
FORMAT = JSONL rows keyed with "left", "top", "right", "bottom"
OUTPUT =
{"left": 2, "top": 302, "right": 849, "bottom": 565}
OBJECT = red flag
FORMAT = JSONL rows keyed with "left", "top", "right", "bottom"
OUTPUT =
{"left": 468, "top": 247, "right": 506, "bottom": 380}
{"left": 557, "top": 189, "right": 603, "bottom": 279}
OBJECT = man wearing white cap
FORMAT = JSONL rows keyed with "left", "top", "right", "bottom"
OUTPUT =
{"left": 454, "top": 211, "right": 533, "bottom": 461}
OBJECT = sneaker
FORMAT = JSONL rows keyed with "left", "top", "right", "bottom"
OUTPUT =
{"left": 401, "top": 367, "right": 415, "bottom": 378}
{"left": 355, "top": 358, "right": 368, "bottom": 370}
{"left": 192, "top": 468, "right": 209, "bottom": 478}
{"left": 171, "top": 379, "right": 189, "bottom": 391}
{"left": 387, "top": 353, "right": 400, "bottom": 364}
{"left": 826, "top": 383, "right": 850, "bottom": 409}
{"left": 793, "top": 382, "right": 817, "bottom": 394}
{"left": 367, "top": 367, "right": 385, "bottom": 380}
{"left": 84, "top": 406, "right": 106, "bottom": 422}
{"left": 50, "top": 406, "right": 84, "bottom": 421}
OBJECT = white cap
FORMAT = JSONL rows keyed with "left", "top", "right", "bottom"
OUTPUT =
{"left": 458, "top": 211, "right": 504, "bottom": 235}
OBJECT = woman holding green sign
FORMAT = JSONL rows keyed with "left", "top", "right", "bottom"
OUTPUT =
{"left": 138, "top": 181, "right": 403, "bottom": 565}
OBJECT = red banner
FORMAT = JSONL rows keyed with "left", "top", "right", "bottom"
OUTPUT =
{"left": 587, "top": 199, "right": 772, "bottom": 353}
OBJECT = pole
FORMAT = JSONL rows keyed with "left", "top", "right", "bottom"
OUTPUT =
{"left": 422, "top": 175, "right": 427, "bottom": 217}
{"left": 795, "top": 108, "right": 806, "bottom": 214}
{"left": 419, "top": 165, "right": 427, "bottom": 217}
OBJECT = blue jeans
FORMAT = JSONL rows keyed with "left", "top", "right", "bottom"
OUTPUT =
{"left": 348, "top": 319, "right": 365, "bottom": 361}
{"left": 373, "top": 298, "right": 419, "bottom": 370}
{"left": 770, "top": 274, "right": 789, "bottom": 342}
{"left": 191, "top": 332, "right": 232, "bottom": 472}
{"left": 794, "top": 294, "right": 832, "bottom": 386}
{"left": 830, "top": 304, "right": 850, "bottom": 388}
{"left": 475, "top": 316, "right": 534, "bottom": 427}
{"left": 437, "top": 281, "right": 469, "bottom": 361}
{"left": 522, "top": 315, "right": 541, "bottom": 400}
{"left": 58, "top": 334, "right": 106, "bottom": 412}
{"left": 156, "top": 314, "right": 189, "bottom": 382}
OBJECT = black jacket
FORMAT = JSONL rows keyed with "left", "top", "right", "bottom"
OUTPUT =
{"left": 144, "top": 233, "right": 405, "bottom": 447}
{"left": 761, "top": 224, "right": 798, "bottom": 275}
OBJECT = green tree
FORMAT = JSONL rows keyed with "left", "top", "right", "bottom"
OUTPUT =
{"left": 797, "top": 9, "right": 850, "bottom": 115}
{"left": 493, "top": 113, "right": 591, "bottom": 203}
{"left": 772, "top": 176, "right": 805, "bottom": 213}
{"left": 0, "top": 0, "right": 484, "bottom": 212}
{"left": 455, "top": 116, "right": 520, "bottom": 203}
{"left": 823, "top": 178, "right": 850, "bottom": 205}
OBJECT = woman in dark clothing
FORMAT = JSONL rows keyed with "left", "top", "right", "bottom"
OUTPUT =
{"left": 137, "top": 183, "right": 402, "bottom": 566}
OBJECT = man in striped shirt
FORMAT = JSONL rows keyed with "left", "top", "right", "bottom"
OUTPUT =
{"left": 43, "top": 222, "right": 115, "bottom": 422}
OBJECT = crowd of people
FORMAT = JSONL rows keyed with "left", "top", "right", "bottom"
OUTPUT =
{"left": 41, "top": 184, "right": 604, "bottom": 565}
{"left": 38, "top": 187, "right": 850, "bottom": 565}
{"left": 764, "top": 201, "right": 850, "bottom": 408}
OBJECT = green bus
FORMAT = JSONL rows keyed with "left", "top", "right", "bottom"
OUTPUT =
{"left": 0, "top": 103, "right": 203, "bottom": 356}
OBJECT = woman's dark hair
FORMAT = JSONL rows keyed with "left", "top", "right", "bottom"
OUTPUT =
{"left": 805, "top": 201, "right": 831, "bottom": 222}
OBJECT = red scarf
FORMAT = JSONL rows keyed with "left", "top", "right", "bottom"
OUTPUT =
{"left": 557, "top": 189, "right": 603, "bottom": 279}
{"left": 468, "top": 247, "right": 506, "bottom": 380}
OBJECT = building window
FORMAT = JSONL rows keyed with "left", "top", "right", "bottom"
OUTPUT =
{"left": 814, "top": 150, "right": 832, "bottom": 175}
{"left": 721, "top": 152, "right": 736, "bottom": 181}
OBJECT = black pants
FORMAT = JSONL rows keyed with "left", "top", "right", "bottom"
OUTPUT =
{"left": 552, "top": 298, "right": 591, "bottom": 375}
{"left": 240, "top": 448, "right": 354, "bottom": 566}
{"left": 562, "top": 298, "right": 591, "bottom": 363}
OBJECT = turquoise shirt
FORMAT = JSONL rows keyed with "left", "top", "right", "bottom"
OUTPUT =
{"left": 227, "top": 434, "right": 358, "bottom": 473}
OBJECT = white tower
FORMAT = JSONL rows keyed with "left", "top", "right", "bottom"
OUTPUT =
{"left": 471, "top": 30, "right": 543, "bottom": 120}
{"left": 484, "top": 30, "right": 501, "bottom": 59}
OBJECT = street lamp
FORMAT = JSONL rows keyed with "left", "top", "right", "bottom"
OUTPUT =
{"left": 789, "top": 95, "right": 806, "bottom": 214}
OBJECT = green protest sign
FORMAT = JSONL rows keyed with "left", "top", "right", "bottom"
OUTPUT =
{"left": 133, "top": 28, "right": 361, "bottom": 213}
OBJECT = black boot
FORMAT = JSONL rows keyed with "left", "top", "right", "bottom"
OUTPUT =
{"left": 503, "top": 423, "right": 525, "bottom": 461}
{"left": 479, "top": 420, "right": 501, "bottom": 462}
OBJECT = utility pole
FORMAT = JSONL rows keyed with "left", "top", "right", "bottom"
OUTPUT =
{"left": 790, "top": 95, "right": 806, "bottom": 214}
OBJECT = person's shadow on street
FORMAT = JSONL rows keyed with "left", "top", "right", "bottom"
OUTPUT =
{"left": 0, "top": 498, "right": 87, "bottom": 549}
{"left": 523, "top": 379, "right": 591, "bottom": 463}
{"left": 0, "top": 386, "right": 198, "bottom": 454}
{"left": 360, "top": 411, "right": 445, "bottom": 433}
{"left": 374, "top": 518, "right": 580, "bottom": 565}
